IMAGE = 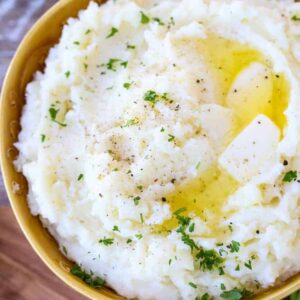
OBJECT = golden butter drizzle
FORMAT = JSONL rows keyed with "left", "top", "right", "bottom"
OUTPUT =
{"left": 160, "top": 35, "right": 289, "bottom": 234}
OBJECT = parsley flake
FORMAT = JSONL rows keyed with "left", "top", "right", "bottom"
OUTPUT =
{"left": 99, "top": 237, "right": 114, "bottom": 246}
{"left": 189, "top": 282, "right": 197, "bottom": 289}
{"left": 49, "top": 107, "right": 67, "bottom": 127}
{"left": 229, "top": 240, "right": 240, "bottom": 253}
{"left": 41, "top": 134, "right": 46, "bottom": 142}
{"left": 70, "top": 264, "right": 105, "bottom": 289}
{"left": 62, "top": 246, "right": 68, "bottom": 255}
{"left": 144, "top": 90, "right": 158, "bottom": 104}
{"left": 106, "top": 27, "right": 118, "bottom": 38}
{"left": 135, "top": 234, "right": 143, "bottom": 239}
{"left": 196, "top": 248, "right": 224, "bottom": 271}
{"left": 113, "top": 225, "right": 120, "bottom": 232}
{"left": 127, "top": 43, "right": 136, "bottom": 49}
{"left": 283, "top": 170, "right": 297, "bottom": 182}
{"left": 292, "top": 15, "right": 300, "bottom": 21}
{"left": 168, "top": 134, "right": 175, "bottom": 142}
{"left": 244, "top": 259, "right": 252, "bottom": 270}
{"left": 220, "top": 288, "right": 253, "bottom": 300}
{"left": 123, "top": 82, "right": 131, "bottom": 89}
{"left": 140, "top": 213, "right": 144, "bottom": 224}
{"left": 65, "top": 70, "right": 71, "bottom": 78}
{"left": 140, "top": 11, "right": 150, "bottom": 24}
{"left": 133, "top": 196, "right": 140, "bottom": 206}
{"left": 121, "top": 118, "right": 139, "bottom": 128}
{"left": 197, "top": 293, "right": 210, "bottom": 300}
{"left": 189, "top": 223, "right": 195, "bottom": 233}
{"left": 120, "top": 61, "right": 128, "bottom": 68}
{"left": 153, "top": 17, "right": 165, "bottom": 26}
{"left": 219, "top": 267, "right": 225, "bottom": 275}
{"left": 77, "top": 174, "right": 84, "bottom": 181}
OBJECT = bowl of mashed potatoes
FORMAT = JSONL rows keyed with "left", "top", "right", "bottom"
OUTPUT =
{"left": 1, "top": 0, "right": 300, "bottom": 299}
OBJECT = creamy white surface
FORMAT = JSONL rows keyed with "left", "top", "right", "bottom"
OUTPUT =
{"left": 15, "top": 0, "right": 300, "bottom": 299}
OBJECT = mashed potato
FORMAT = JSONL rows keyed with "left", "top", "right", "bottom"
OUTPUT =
{"left": 15, "top": 0, "right": 300, "bottom": 299}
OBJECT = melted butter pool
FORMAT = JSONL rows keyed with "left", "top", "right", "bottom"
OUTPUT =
{"left": 160, "top": 35, "right": 289, "bottom": 234}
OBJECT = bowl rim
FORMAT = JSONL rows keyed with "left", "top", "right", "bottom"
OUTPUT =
{"left": 0, "top": 0, "right": 300, "bottom": 299}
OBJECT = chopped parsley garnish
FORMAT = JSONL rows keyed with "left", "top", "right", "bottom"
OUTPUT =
{"left": 181, "top": 232, "right": 198, "bottom": 250}
{"left": 220, "top": 289, "right": 242, "bottom": 300}
{"left": 229, "top": 240, "right": 240, "bottom": 253}
{"left": 170, "top": 16, "right": 175, "bottom": 26}
{"left": 106, "top": 27, "right": 118, "bottom": 38}
{"left": 106, "top": 58, "right": 120, "bottom": 71}
{"left": 174, "top": 207, "right": 187, "bottom": 215}
{"left": 219, "top": 248, "right": 228, "bottom": 257}
{"left": 144, "top": 90, "right": 158, "bottom": 104}
{"left": 189, "top": 223, "right": 195, "bottom": 233}
{"left": 235, "top": 264, "right": 240, "bottom": 271}
{"left": 283, "top": 170, "right": 297, "bottom": 182}
{"left": 127, "top": 44, "right": 136, "bottom": 49}
{"left": 133, "top": 196, "right": 140, "bottom": 206}
{"left": 41, "top": 134, "right": 46, "bottom": 142}
{"left": 85, "top": 29, "right": 92, "bottom": 34}
{"left": 137, "top": 185, "right": 143, "bottom": 191}
{"left": 135, "top": 234, "right": 143, "bottom": 239}
{"left": 160, "top": 127, "right": 165, "bottom": 132}
{"left": 77, "top": 174, "right": 84, "bottom": 181}
{"left": 121, "top": 118, "right": 139, "bottom": 128}
{"left": 120, "top": 61, "right": 128, "bottom": 68}
{"left": 196, "top": 162, "right": 201, "bottom": 169}
{"left": 153, "top": 17, "right": 164, "bottom": 26}
{"left": 168, "top": 134, "right": 175, "bottom": 142}
{"left": 197, "top": 293, "right": 210, "bottom": 300}
{"left": 189, "top": 282, "right": 197, "bottom": 289}
{"left": 244, "top": 259, "right": 252, "bottom": 270}
{"left": 65, "top": 70, "right": 71, "bottom": 78}
{"left": 140, "top": 213, "right": 144, "bottom": 223}
{"left": 70, "top": 264, "right": 105, "bottom": 289}
{"left": 105, "top": 58, "right": 128, "bottom": 71}
{"left": 219, "top": 267, "right": 225, "bottom": 275}
{"left": 196, "top": 248, "right": 224, "bottom": 271}
{"left": 221, "top": 283, "right": 226, "bottom": 291}
{"left": 73, "top": 41, "right": 80, "bottom": 45}
{"left": 126, "top": 239, "right": 132, "bottom": 244}
{"left": 220, "top": 288, "right": 253, "bottom": 300}
{"left": 140, "top": 11, "right": 150, "bottom": 24}
{"left": 62, "top": 246, "right": 68, "bottom": 255}
{"left": 99, "top": 237, "right": 114, "bottom": 246}
{"left": 291, "top": 15, "right": 300, "bottom": 21}
{"left": 174, "top": 208, "right": 198, "bottom": 251}
{"left": 113, "top": 225, "right": 120, "bottom": 232}
{"left": 84, "top": 63, "right": 88, "bottom": 70}
{"left": 144, "top": 90, "right": 173, "bottom": 106}
{"left": 123, "top": 82, "right": 131, "bottom": 89}
{"left": 49, "top": 107, "right": 67, "bottom": 127}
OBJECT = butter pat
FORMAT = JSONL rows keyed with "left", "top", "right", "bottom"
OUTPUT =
{"left": 219, "top": 114, "right": 280, "bottom": 183}
{"left": 199, "top": 104, "right": 236, "bottom": 152}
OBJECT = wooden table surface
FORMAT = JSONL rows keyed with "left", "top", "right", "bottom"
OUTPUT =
{"left": 0, "top": 1, "right": 87, "bottom": 299}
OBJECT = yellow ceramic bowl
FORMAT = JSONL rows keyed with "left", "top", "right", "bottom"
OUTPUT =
{"left": 0, "top": 0, "right": 299, "bottom": 299}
